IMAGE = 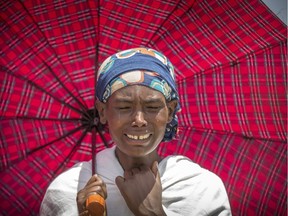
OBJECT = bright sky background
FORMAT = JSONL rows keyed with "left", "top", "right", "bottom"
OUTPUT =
{"left": 262, "top": 0, "right": 287, "bottom": 25}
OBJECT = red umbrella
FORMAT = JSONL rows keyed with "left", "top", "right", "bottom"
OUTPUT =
{"left": 0, "top": 0, "right": 286, "bottom": 215}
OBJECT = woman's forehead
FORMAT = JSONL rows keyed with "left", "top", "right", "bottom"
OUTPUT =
{"left": 110, "top": 85, "right": 165, "bottom": 101}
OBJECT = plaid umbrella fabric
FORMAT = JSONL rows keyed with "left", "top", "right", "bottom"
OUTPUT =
{"left": 0, "top": 0, "right": 286, "bottom": 215}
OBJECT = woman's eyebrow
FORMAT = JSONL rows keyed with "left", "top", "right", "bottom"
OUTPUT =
{"left": 144, "top": 98, "right": 164, "bottom": 104}
{"left": 113, "top": 98, "right": 133, "bottom": 103}
{"left": 113, "top": 97, "right": 164, "bottom": 104}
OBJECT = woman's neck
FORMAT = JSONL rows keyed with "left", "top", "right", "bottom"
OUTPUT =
{"left": 115, "top": 147, "right": 161, "bottom": 171}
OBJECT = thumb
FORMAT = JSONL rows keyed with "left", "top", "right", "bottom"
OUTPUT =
{"left": 151, "top": 161, "right": 160, "bottom": 180}
{"left": 115, "top": 176, "right": 125, "bottom": 190}
{"left": 86, "top": 174, "right": 98, "bottom": 186}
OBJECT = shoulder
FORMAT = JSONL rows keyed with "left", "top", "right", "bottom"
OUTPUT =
{"left": 160, "top": 155, "right": 225, "bottom": 187}
{"left": 159, "top": 155, "right": 231, "bottom": 215}
{"left": 96, "top": 145, "right": 116, "bottom": 161}
{"left": 159, "top": 155, "right": 209, "bottom": 179}
{"left": 49, "top": 161, "right": 92, "bottom": 190}
{"left": 40, "top": 161, "right": 92, "bottom": 216}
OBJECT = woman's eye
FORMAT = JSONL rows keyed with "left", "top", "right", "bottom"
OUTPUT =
{"left": 118, "top": 107, "right": 130, "bottom": 110}
{"left": 147, "top": 106, "right": 161, "bottom": 110}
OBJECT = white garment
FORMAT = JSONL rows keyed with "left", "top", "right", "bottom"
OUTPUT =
{"left": 40, "top": 146, "right": 231, "bottom": 216}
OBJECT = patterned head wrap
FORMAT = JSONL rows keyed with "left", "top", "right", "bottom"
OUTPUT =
{"left": 96, "top": 47, "right": 180, "bottom": 141}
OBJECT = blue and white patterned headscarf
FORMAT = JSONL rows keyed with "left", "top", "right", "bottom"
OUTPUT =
{"left": 96, "top": 47, "right": 180, "bottom": 141}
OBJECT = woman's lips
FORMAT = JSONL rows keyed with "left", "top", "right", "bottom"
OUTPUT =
{"left": 125, "top": 133, "right": 151, "bottom": 140}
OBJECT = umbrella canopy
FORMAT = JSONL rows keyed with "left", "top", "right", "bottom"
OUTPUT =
{"left": 0, "top": 0, "right": 286, "bottom": 215}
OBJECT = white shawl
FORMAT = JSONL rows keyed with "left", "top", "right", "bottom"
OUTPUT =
{"left": 40, "top": 146, "right": 231, "bottom": 216}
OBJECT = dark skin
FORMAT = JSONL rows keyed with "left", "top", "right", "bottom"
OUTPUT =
{"left": 77, "top": 85, "right": 177, "bottom": 215}
{"left": 77, "top": 175, "right": 107, "bottom": 215}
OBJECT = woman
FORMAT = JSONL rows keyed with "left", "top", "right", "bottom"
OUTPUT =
{"left": 40, "top": 48, "right": 231, "bottom": 216}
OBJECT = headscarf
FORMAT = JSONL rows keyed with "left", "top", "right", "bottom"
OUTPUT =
{"left": 96, "top": 47, "right": 180, "bottom": 141}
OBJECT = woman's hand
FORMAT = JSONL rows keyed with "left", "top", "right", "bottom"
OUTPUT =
{"left": 115, "top": 161, "right": 166, "bottom": 216}
{"left": 77, "top": 175, "right": 107, "bottom": 216}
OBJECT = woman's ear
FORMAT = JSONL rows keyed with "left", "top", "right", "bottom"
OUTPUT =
{"left": 96, "top": 100, "right": 107, "bottom": 124}
{"left": 167, "top": 100, "right": 178, "bottom": 123}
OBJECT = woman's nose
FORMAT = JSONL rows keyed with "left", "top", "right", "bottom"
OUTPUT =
{"left": 132, "top": 111, "right": 147, "bottom": 127}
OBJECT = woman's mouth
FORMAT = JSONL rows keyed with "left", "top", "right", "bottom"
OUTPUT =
{"left": 125, "top": 133, "right": 151, "bottom": 140}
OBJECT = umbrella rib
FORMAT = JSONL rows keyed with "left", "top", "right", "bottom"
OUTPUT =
{"left": 41, "top": 61, "right": 88, "bottom": 112}
{"left": 95, "top": 124, "right": 109, "bottom": 148}
{"left": 91, "top": 122, "right": 109, "bottom": 175}
{"left": 178, "top": 40, "right": 286, "bottom": 82}
{"left": 53, "top": 127, "right": 90, "bottom": 178}
{"left": 17, "top": 1, "right": 88, "bottom": 112}
{"left": 27, "top": 125, "right": 86, "bottom": 155}
{"left": 1, "top": 116, "right": 80, "bottom": 121}
{"left": 90, "top": 0, "right": 106, "bottom": 176}
{"left": 147, "top": 1, "right": 196, "bottom": 46}
{"left": 91, "top": 127, "right": 96, "bottom": 175}
{"left": 1, "top": 66, "right": 84, "bottom": 115}
{"left": 94, "top": 0, "right": 109, "bottom": 147}
{"left": 94, "top": 0, "right": 101, "bottom": 104}
{"left": 180, "top": 125, "right": 285, "bottom": 143}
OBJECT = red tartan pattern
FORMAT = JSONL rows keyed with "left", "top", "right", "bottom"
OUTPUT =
{"left": 0, "top": 0, "right": 287, "bottom": 215}
{"left": 159, "top": 127, "right": 286, "bottom": 215}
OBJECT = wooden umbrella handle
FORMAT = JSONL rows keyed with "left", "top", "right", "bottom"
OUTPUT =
{"left": 86, "top": 194, "right": 106, "bottom": 216}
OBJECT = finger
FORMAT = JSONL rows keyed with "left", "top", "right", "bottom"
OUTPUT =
{"left": 151, "top": 161, "right": 159, "bottom": 178}
{"left": 77, "top": 175, "right": 107, "bottom": 209}
{"left": 77, "top": 189, "right": 88, "bottom": 210}
{"left": 124, "top": 170, "right": 133, "bottom": 179}
{"left": 77, "top": 189, "right": 87, "bottom": 202}
{"left": 86, "top": 175, "right": 106, "bottom": 191}
{"left": 139, "top": 165, "right": 149, "bottom": 172}
{"left": 85, "top": 181, "right": 104, "bottom": 192}
{"left": 152, "top": 161, "right": 162, "bottom": 190}
{"left": 101, "top": 180, "right": 107, "bottom": 199}
{"left": 85, "top": 182, "right": 107, "bottom": 199}
{"left": 131, "top": 167, "right": 141, "bottom": 175}
{"left": 85, "top": 179, "right": 105, "bottom": 189}
{"left": 86, "top": 174, "right": 99, "bottom": 186}
{"left": 115, "top": 176, "right": 128, "bottom": 202}
{"left": 115, "top": 176, "right": 125, "bottom": 191}
{"left": 85, "top": 185, "right": 102, "bottom": 195}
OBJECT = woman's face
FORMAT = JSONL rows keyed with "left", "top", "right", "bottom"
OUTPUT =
{"left": 97, "top": 85, "right": 176, "bottom": 158}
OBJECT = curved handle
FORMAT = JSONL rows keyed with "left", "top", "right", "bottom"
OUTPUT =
{"left": 86, "top": 194, "right": 106, "bottom": 216}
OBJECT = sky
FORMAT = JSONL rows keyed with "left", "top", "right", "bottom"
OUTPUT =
{"left": 262, "top": 0, "right": 287, "bottom": 25}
